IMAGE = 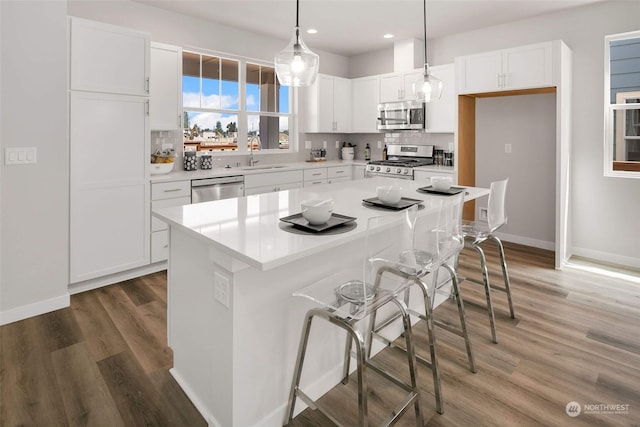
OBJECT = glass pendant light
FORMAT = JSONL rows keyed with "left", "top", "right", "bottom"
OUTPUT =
{"left": 275, "top": 0, "right": 319, "bottom": 87}
{"left": 413, "top": 0, "right": 442, "bottom": 101}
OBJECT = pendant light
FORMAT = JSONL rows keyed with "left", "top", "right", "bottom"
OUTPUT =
{"left": 275, "top": 0, "right": 319, "bottom": 87}
{"left": 413, "top": 0, "right": 442, "bottom": 101}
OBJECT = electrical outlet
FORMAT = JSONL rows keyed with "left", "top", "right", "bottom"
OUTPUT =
{"left": 322, "top": 140, "right": 327, "bottom": 149}
{"left": 214, "top": 272, "right": 230, "bottom": 308}
{"left": 479, "top": 208, "right": 488, "bottom": 221}
{"left": 162, "top": 143, "right": 173, "bottom": 150}
{"left": 304, "top": 140, "right": 312, "bottom": 149}
{"left": 505, "top": 143, "right": 512, "bottom": 154}
{"left": 377, "top": 141, "right": 382, "bottom": 149}
{"left": 5, "top": 147, "right": 37, "bottom": 165}
{"left": 335, "top": 141, "right": 340, "bottom": 148}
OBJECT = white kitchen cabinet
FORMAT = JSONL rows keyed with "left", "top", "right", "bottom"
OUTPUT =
{"left": 69, "top": 91, "right": 150, "bottom": 283}
{"left": 302, "top": 74, "right": 351, "bottom": 133}
{"left": 327, "top": 165, "right": 352, "bottom": 183}
{"left": 456, "top": 42, "right": 553, "bottom": 94}
{"left": 244, "top": 170, "right": 303, "bottom": 195}
{"left": 303, "top": 168, "right": 328, "bottom": 187}
{"left": 379, "top": 70, "right": 424, "bottom": 102}
{"left": 351, "top": 76, "right": 380, "bottom": 133}
{"left": 426, "top": 64, "right": 456, "bottom": 133}
{"left": 70, "top": 17, "right": 149, "bottom": 96}
{"left": 150, "top": 42, "right": 182, "bottom": 130}
{"left": 353, "top": 165, "right": 366, "bottom": 180}
{"left": 150, "top": 180, "right": 190, "bottom": 262}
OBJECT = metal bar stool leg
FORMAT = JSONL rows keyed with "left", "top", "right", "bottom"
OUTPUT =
{"left": 400, "top": 302, "right": 425, "bottom": 425}
{"left": 472, "top": 243, "right": 498, "bottom": 344}
{"left": 420, "top": 283, "right": 444, "bottom": 414}
{"left": 286, "top": 311, "right": 316, "bottom": 424}
{"left": 443, "top": 263, "right": 476, "bottom": 373}
{"left": 341, "top": 331, "right": 353, "bottom": 385}
{"left": 490, "top": 235, "right": 515, "bottom": 319}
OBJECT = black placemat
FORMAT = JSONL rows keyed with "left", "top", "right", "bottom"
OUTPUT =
{"left": 416, "top": 186, "right": 466, "bottom": 196}
{"left": 280, "top": 212, "right": 356, "bottom": 233}
{"left": 278, "top": 220, "right": 357, "bottom": 235}
{"left": 362, "top": 196, "right": 424, "bottom": 210}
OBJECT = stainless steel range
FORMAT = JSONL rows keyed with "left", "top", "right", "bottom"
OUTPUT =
{"left": 365, "top": 144, "right": 434, "bottom": 180}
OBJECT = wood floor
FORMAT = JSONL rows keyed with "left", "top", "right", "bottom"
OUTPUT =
{"left": 1, "top": 242, "right": 639, "bottom": 426}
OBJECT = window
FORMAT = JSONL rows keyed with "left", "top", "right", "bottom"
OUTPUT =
{"left": 605, "top": 31, "right": 640, "bottom": 175}
{"left": 246, "top": 62, "right": 291, "bottom": 150}
{"left": 182, "top": 51, "right": 293, "bottom": 153}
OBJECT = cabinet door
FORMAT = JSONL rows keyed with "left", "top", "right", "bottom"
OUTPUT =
{"left": 380, "top": 73, "right": 402, "bottom": 102}
{"left": 503, "top": 42, "right": 553, "bottom": 90}
{"left": 456, "top": 50, "right": 502, "bottom": 94}
{"left": 70, "top": 92, "right": 150, "bottom": 283}
{"left": 317, "top": 75, "right": 336, "bottom": 132}
{"left": 426, "top": 64, "right": 455, "bottom": 132}
{"left": 353, "top": 165, "right": 366, "bottom": 180}
{"left": 402, "top": 70, "right": 425, "bottom": 100}
{"left": 150, "top": 43, "right": 182, "bottom": 130}
{"left": 70, "top": 17, "right": 149, "bottom": 96}
{"left": 351, "top": 76, "right": 380, "bottom": 133}
{"left": 333, "top": 77, "right": 351, "bottom": 132}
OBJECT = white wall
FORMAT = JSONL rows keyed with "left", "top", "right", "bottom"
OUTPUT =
{"left": 476, "top": 94, "right": 557, "bottom": 249}
{"left": 0, "top": 1, "right": 70, "bottom": 323}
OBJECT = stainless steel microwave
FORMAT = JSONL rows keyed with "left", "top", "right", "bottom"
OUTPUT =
{"left": 377, "top": 100, "right": 426, "bottom": 131}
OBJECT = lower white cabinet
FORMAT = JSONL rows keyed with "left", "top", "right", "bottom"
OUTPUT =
{"left": 69, "top": 91, "right": 150, "bottom": 284}
{"left": 150, "top": 180, "right": 191, "bottom": 263}
{"left": 244, "top": 170, "right": 303, "bottom": 195}
{"left": 353, "top": 165, "right": 366, "bottom": 180}
{"left": 328, "top": 165, "right": 352, "bottom": 183}
{"left": 303, "top": 168, "right": 328, "bottom": 187}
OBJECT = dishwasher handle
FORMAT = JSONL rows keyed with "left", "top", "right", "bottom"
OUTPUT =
{"left": 191, "top": 175, "right": 244, "bottom": 187}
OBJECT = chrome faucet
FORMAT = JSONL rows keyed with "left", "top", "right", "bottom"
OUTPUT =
{"left": 248, "top": 141, "right": 259, "bottom": 166}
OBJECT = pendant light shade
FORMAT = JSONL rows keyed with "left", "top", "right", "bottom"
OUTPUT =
{"left": 275, "top": 0, "right": 319, "bottom": 87}
{"left": 413, "top": 0, "right": 442, "bottom": 101}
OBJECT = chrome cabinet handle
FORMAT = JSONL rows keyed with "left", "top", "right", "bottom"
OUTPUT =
{"left": 163, "top": 188, "right": 182, "bottom": 193}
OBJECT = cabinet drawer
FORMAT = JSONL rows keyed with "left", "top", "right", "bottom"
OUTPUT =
{"left": 151, "top": 196, "right": 191, "bottom": 232}
{"left": 303, "top": 168, "right": 328, "bottom": 181}
{"left": 244, "top": 170, "right": 303, "bottom": 189}
{"left": 328, "top": 176, "right": 351, "bottom": 184}
{"left": 151, "top": 230, "right": 168, "bottom": 263}
{"left": 151, "top": 180, "right": 191, "bottom": 200}
{"left": 327, "top": 166, "right": 352, "bottom": 179}
{"left": 304, "top": 179, "right": 328, "bottom": 187}
{"left": 413, "top": 170, "right": 457, "bottom": 185}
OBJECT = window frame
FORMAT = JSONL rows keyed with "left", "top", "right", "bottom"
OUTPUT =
{"left": 604, "top": 30, "right": 640, "bottom": 178}
{"left": 182, "top": 49, "right": 297, "bottom": 155}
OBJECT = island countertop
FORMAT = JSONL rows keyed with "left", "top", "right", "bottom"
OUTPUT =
{"left": 153, "top": 177, "right": 489, "bottom": 271}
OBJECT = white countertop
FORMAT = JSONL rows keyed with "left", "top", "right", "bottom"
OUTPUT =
{"left": 150, "top": 159, "right": 368, "bottom": 183}
{"left": 153, "top": 177, "right": 488, "bottom": 271}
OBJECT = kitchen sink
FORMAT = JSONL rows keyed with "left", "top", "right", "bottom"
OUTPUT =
{"left": 239, "top": 165, "right": 288, "bottom": 170}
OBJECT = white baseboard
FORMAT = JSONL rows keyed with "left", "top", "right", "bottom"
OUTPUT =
{"left": 68, "top": 262, "right": 167, "bottom": 295}
{"left": 0, "top": 293, "right": 70, "bottom": 326}
{"left": 571, "top": 246, "right": 640, "bottom": 270}
{"left": 170, "top": 368, "right": 223, "bottom": 427}
{"left": 494, "top": 231, "right": 555, "bottom": 251}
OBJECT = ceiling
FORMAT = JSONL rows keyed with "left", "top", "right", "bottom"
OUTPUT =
{"left": 134, "top": 0, "right": 603, "bottom": 57}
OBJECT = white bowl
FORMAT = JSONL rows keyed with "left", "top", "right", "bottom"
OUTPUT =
{"left": 150, "top": 162, "right": 175, "bottom": 175}
{"left": 431, "top": 176, "right": 452, "bottom": 191}
{"left": 376, "top": 185, "right": 403, "bottom": 204}
{"left": 301, "top": 199, "right": 334, "bottom": 225}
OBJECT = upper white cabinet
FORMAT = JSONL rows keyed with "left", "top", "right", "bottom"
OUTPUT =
{"left": 351, "top": 75, "right": 380, "bottom": 133}
{"left": 379, "top": 70, "right": 424, "bottom": 102}
{"left": 426, "top": 64, "right": 455, "bottom": 133}
{"left": 150, "top": 42, "right": 182, "bottom": 130}
{"left": 456, "top": 42, "right": 553, "bottom": 94}
{"left": 70, "top": 17, "right": 150, "bottom": 96}
{"left": 302, "top": 74, "right": 351, "bottom": 133}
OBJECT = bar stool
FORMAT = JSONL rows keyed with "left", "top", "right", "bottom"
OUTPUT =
{"left": 462, "top": 178, "right": 515, "bottom": 344}
{"left": 369, "top": 193, "right": 476, "bottom": 415}
{"left": 285, "top": 208, "right": 424, "bottom": 426}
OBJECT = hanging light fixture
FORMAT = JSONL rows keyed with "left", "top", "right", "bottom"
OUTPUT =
{"left": 413, "top": 0, "right": 442, "bottom": 102}
{"left": 275, "top": 0, "right": 319, "bottom": 87}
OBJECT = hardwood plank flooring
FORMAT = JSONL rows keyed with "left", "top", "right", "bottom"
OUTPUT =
{"left": 1, "top": 245, "right": 639, "bottom": 426}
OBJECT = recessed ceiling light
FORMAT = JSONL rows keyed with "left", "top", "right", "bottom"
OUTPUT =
{"left": 383, "top": 34, "right": 394, "bottom": 39}
{"left": 307, "top": 29, "right": 318, "bottom": 34}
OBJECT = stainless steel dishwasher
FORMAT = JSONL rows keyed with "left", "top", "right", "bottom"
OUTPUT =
{"left": 191, "top": 175, "right": 244, "bottom": 203}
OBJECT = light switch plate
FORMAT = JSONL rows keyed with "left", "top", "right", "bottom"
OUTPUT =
{"left": 322, "top": 140, "right": 327, "bottom": 149}
{"left": 5, "top": 147, "right": 37, "bottom": 165}
{"left": 304, "top": 140, "right": 312, "bottom": 149}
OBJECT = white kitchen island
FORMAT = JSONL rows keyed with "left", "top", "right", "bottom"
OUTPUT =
{"left": 152, "top": 177, "right": 489, "bottom": 427}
